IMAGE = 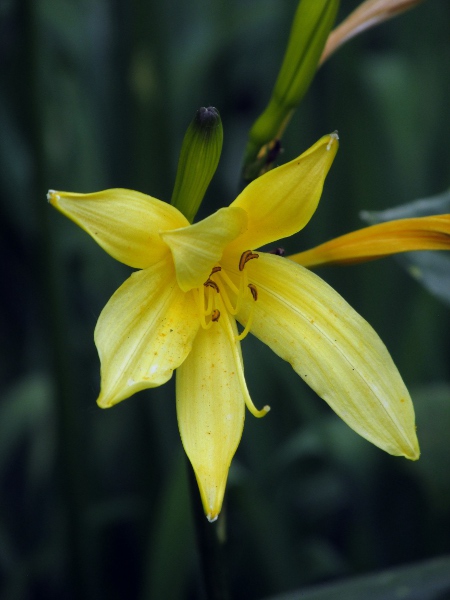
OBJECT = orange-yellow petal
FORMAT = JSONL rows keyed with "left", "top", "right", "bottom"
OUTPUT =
{"left": 95, "top": 254, "right": 199, "bottom": 407}
{"left": 228, "top": 133, "right": 338, "bottom": 252}
{"left": 290, "top": 215, "right": 450, "bottom": 268}
{"left": 48, "top": 189, "right": 188, "bottom": 268}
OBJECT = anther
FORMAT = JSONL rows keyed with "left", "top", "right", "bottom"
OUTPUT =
{"left": 204, "top": 279, "right": 220, "bottom": 292}
{"left": 210, "top": 266, "right": 222, "bottom": 275}
{"left": 239, "top": 250, "right": 259, "bottom": 271}
{"left": 248, "top": 283, "right": 258, "bottom": 301}
{"left": 211, "top": 309, "right": 220, "bottom": 322}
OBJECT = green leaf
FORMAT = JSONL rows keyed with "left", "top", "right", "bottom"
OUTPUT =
{"left": 261, "top": 555, "right": 450, "bottom": 600}
{"left": 171, "top": 106, "right": 223, "bottom": 223}
{"left": 243, "top": 0, "right": 339, "bottom": 180}
{"left": 361, "top": 190, "right": 450, "bottom": 306}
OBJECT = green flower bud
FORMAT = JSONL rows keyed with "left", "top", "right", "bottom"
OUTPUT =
{"left": 171, "top": 107, "right": 223, "bottom": 223}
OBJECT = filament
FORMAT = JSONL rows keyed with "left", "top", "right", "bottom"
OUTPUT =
{"left": 218, "top": 298, "right": 270, "bottom": 418}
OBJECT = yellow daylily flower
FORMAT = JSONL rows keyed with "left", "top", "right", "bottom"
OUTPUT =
{"left": 48, "top": 132, "right": 420, "bottom": 522}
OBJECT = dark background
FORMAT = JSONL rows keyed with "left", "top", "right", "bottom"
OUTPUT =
{"left": 1, "top": 0, "right": 450, "bottom": 598}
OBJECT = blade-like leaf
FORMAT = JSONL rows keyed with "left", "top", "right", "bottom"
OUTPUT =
{"left": 261, "top": 555, "right": 450, "bottom": 600}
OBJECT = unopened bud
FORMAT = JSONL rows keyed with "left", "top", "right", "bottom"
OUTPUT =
{"left": 171, "top": 107, "right": 223, "bottom": 223}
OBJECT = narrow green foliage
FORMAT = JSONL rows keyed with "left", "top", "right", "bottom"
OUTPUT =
{"left": 171, "top": 107, "right": 223, "bottom": 223}
{"left": 243, "top": 0, "right": 339, "bottom": 180}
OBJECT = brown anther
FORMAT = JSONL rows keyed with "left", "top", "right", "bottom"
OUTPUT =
{"left": 210, "top": 266, "right": 222, "bottom": 275}
{"left": 248, "top": 283, "right": 258, "bottom": 301}
{"left": 204, "top": 279, "right": 220, "bottom": 293}
{"left": 239, "top": 250, "right": 259, "bottom": 271}
{"left": 211, "top": 309, "right": 221, "bottom": 322}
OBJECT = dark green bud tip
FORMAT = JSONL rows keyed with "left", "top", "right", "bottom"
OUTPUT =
{"left": 194, "top": 107, "right": 221, "bottom": 134}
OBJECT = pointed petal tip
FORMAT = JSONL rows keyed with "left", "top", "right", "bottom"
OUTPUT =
{"left": 397, "top": 420, "right": 420, "bottom": 461}
{"left": 194, "top": 472, "right": 228, "bottom": 526}
{"left": 327, "top": 131, "right": 339, "bottom": 150}
{"left": 405, "top": 443, "right": 420, "bottom": 461}
{"left": 408, "top": 451, "right": 420, "bottom": 461}
{"left": 390, "top": 431, "right": 420, "bottom": 461}
{"left": 206, "top": 512, "right": 219, "bottom": 523}
{"left": 47, "top": 189, "right": 60, "bottom": 204}
{"left": 199, "top": 486, "right": 224, "bottom": 523}
{"left": 96, "top": 394, "right": 114, "bottom": 409}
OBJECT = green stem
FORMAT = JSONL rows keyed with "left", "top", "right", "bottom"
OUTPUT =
{"left": 186, "top": 459, "right": 229, "bottom": 600}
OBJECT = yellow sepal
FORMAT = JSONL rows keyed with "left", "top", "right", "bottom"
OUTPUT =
{"left": 48, "top": 189, "right": 188, "bottom": 268}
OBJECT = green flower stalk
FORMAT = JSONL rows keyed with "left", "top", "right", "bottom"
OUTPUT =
{"left": 243, "top": 0, "right": 339, "bottom": 180}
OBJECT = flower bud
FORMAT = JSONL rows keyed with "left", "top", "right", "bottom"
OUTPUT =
{"left": 171, "top": 107, "right": 223, "bottom": 223}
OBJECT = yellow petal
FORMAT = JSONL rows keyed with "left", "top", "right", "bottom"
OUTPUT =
{"left": 234, "top": 253, "right": 419, "bottom": 459}
{"left": 290, "top": 215, "right": 450, "bottom": 268}
{"left": 161, "top": 206, "right": 248, "bottom": 291}
{"left": 48, "top": 189, "right": 188, "bottom": 268}
{"left": 95, "top": 254, "right": 199, "bottom": 407}
{"left": 176, "top": 312, "right": 246, "bottom": 521}
{"left": 228, "top": 133, "right": 338, "bottom": 251}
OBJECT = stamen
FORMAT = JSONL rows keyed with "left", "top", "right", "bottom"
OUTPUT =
{"left": 218, "top": 297, "right": 270, "bottom": 419}
{"left": 217, "top": 269, "right": 239, "bottom": 295}
{"left": 210, "top": 266, "right": 222, "bottom": 275}
{"left": 239, "top": 250, "right": 259, "bottom": 271}
{"left": 236, "top": 283, "right": 258, "bottom": 341}
{"left": 215, "top": 270, "right": 242, "bottom": 316}
{"left": 193, "top": 288, "right": 214, "bottom": 330}
{"left": 217, "top": 280, "right": 238, "bottom": 316}
{"left": 204, "top": 279, "right": 219, "bottom": 293}
{"left": 236, "top": 302, "right": 255, "bottom": 341}
{"left": 211, "top": 309, "right": 220, "bottom": 322}
{"left": 205, "top": 285, "right": 214, "bottom": 315}
{"left": 248, "top": 283, "right": 258, "bottom": 301}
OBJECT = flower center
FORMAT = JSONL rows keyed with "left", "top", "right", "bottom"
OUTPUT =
{"left": 192, "top": 250, "right": 269, "bottom": 419}
{"left": 193, "top": 250, "right": 259, "bottom": 341}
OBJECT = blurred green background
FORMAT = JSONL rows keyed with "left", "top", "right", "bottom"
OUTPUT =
{"left": 1, "top": 0, "right": 450, "bottom": 598}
